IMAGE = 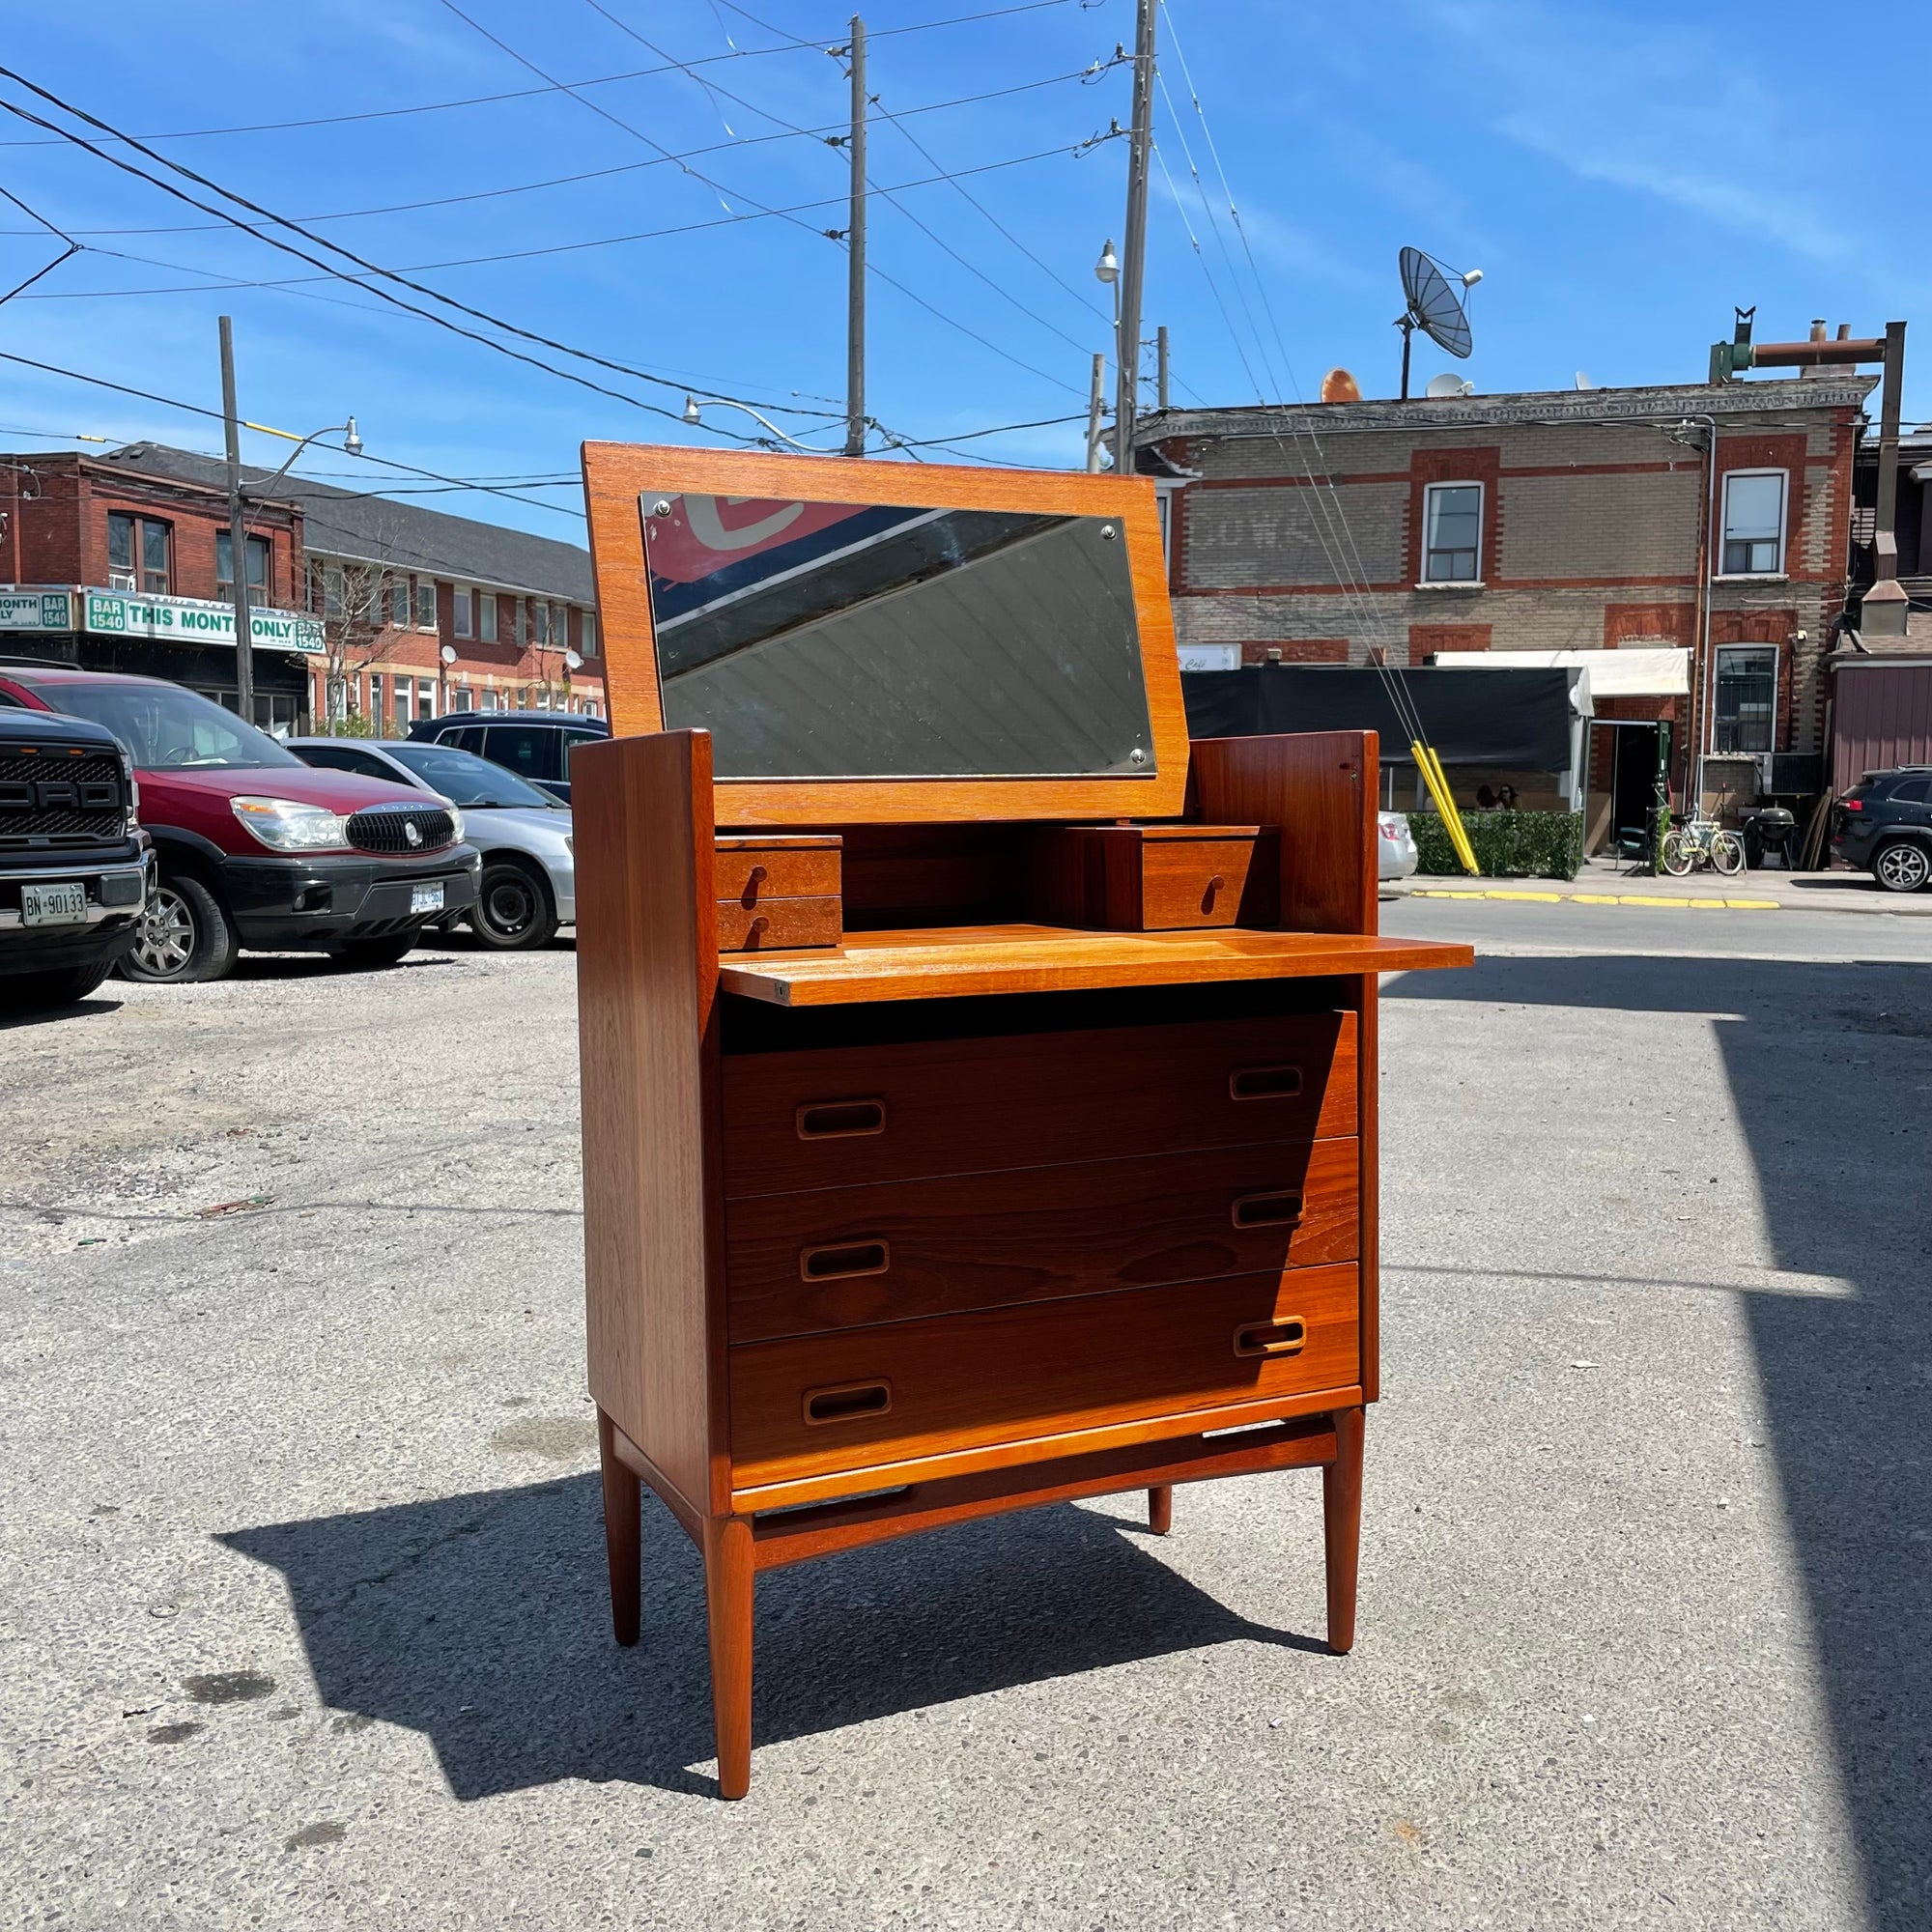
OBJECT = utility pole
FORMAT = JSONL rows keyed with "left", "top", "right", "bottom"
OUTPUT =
{"left": 218, "top": 316, "right": 255, "bottom": 724}
{"left": 843, "top": 16, "right": 867, "bottom": 458}
{"left": 1156, "top": 325, "right": 1170, "bottom": 412}
{"left": 1084, "top": 353, "right": 1106, "bottom": 472}
{"left": 1113, "top": 0, "right": 1156, "bottom": 469}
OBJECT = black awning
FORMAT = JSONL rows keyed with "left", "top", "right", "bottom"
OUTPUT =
{"left": 1181, "top": 665, "right": 1575, "bottom": 769}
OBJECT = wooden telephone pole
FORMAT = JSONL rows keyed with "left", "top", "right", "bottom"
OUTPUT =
{"left": 1113, "top": 0, "right": 1156, "bottom": 466}
{"left": 843, "top": 17, "right": 867, "bottom": 458}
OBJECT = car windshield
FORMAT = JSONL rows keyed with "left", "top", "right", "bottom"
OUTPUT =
{"left": 37, "top": 680, "right": 302, "bottom": 770}
{"left": 385, "top": 741, "right": 558, "bottom": 809}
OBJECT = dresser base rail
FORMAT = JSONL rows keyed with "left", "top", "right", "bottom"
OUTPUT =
{"left": 598, "top": 1401, "right": 1367, "bottom": 1800}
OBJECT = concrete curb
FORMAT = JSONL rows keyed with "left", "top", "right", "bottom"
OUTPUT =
{"left": 1409, "top": 887, "right": 1782, "bottom": 912}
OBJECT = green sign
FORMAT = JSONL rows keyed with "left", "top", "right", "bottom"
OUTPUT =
{"left": 82, "top": 589, "right": 324, "bottom": 653}
{"left": 0, "top": 589, "right": 74, "bottom": 632}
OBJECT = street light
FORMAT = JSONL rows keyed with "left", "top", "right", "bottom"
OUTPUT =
{"left": 226, "top": 416, "right": 359, "bottom": 731}
{"left": 682, "top": 393, "right": 825, "bottom": 453}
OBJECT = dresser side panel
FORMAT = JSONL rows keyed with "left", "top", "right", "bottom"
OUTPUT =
{"left": 575, "top": 729, "right": 724, "bottom": 1515}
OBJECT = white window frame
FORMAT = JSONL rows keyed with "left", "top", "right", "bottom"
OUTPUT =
{"left": 477, "top": 591, "right": 498, "bottom": 645}
{"left": 1712, "top": 643, "right": 1778, "bottom": 755}
{"left": 416, "top": 579, "right": 439, "bottom": 631}
{"left": 580, "top": 611, "right": 597, "bottom": 657}
{"left": 417, "top": 680, "right": 436, "bottom": 720}
{"left": 1420, "top": 480, "right": 1484, "bottom": 585}
{"left": 1719, "top": 469, "right": 1788, "bottom": 579}
{"left": 453, "top": 586, "right": 473, "bottom": 639}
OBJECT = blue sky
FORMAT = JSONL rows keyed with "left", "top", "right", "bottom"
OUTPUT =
{"left": 0, "top": 0, "right": 1923, "bottom": 545}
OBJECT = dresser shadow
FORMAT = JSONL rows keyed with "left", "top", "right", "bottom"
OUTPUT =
{"left": 221, "top": 1473, "right": 1320, "bottom": 1801}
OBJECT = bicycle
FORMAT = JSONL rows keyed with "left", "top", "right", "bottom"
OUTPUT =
{"left": 1660, "top": 808, "right": 1746, "bottom": 878}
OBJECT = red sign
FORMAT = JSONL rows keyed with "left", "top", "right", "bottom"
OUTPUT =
{"left": 644, "top": 494, "right": 867, "bottom": 585}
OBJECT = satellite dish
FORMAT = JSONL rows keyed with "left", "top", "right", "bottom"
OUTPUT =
{"left": 1425, "top": 373, "right": 1474, "bottom": 399}
{"left": 1396, "top": 246, "right": 1479, "bottom": 399}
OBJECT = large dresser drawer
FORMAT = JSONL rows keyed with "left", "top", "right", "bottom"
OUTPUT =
{"left": 726, "top": 1139, "right": 1359, "bottom": 1342}
{"left": 728, "top": 1264, "right": 1359, "bottom": 1489}
{"left": 722, "top": 1011, "right": 1355, "bottom": 1199}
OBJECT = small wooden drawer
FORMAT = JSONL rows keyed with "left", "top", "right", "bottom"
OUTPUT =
{"left": 1035, "top": 824, "right": 1279, "bottom": 931}
{"left": 725, "top": 1139, "right": 1359, "bottom": 1342}
{"left": 718, "top": 896, "right": 842, "bottom": 952}
{"left": 728, "top": 1264, "right": 1361, "bottom": 1489}
{"left": 722, "top": 1011, "right": 1355, "bottom": 1199}
{"left": 716, "top": 835, "right": 841, "bottom": 907}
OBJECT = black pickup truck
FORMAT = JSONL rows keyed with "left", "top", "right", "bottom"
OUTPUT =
{"left": 1, "top": 706, "right": 153, "bottom": 1012}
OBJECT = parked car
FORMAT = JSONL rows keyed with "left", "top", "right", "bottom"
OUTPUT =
{"left": 1378, "top": 810, "right": 1418, "bottom": 882}
{"left": 0, "top": 704, "right": 154, "bottom": 1011}
{"left": 1832, "top": 766, "right": 1932, "bottom": 894}
{"left": 406, "top": 711, "right": 610, "bottom": 803}
{"left": 290, "top": 737, "right": 573, "bottom": 950}
{"left": 0, "top": 664, "right": 480, "bottom": 982}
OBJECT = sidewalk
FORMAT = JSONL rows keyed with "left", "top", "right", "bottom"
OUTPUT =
{"left": 1394, "top": 854, "right": 1932, "bottom": 917}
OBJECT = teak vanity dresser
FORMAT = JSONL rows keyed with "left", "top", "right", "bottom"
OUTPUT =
{"left": 573, "top": 443, "right": 1472, "bottom": 1798}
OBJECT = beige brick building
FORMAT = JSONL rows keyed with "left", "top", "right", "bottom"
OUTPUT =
{"left": 1136, "top": 376, "right": 1875, "bottom": 837}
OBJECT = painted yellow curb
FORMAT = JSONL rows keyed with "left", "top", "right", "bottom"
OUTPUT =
{"left": 1409, "top": 887, "right": 1781, "bottom": 912}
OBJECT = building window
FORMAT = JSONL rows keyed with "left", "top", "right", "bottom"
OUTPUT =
{"left": 454, "top": 587, "right": 472, "bottom": 639}
{"left": 1720, "top": 470, "right": 1786, "bottom": 577}
{"left": 417, "top": 680, "right": 436, "bottom": 720}
{"left": 215, "top": 532, "right": 270, "bottom": 606}
{"left": 581, "top": 611, "right": 597, "bottom": 657}
{"left": 477, "top": 591, "right": 497, "bottom": 644}
{"left": 1421, "top": 483, "right": 1482, "bottom": 583}
{"left": 532, "top": 600, "right": 550, "bottom": 648}
{"left": 416, "top": 580, "right": 438, "bottom": 630}
{"left": 387, "top": 577, "right": 409, "bottom": 627}
{"left": 323, "top": 565, "right": 345, "bottom": 619}
{"left": 107, "top": 512, "right": 172, "bottom": 595}
{"left": 1713, "top": 645, "right": 1777, "bottom": 753}
{"left": 552, "top": 602, "right": 568, "bottom": 653}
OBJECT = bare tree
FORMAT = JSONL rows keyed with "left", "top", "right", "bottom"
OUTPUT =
{"left": 308, "top": 517, "right": 426, "bottom": 735}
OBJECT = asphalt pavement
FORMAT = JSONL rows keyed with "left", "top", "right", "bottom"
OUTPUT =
{"left": 3, "top": 904, "right": 1929, "bottom": 1930}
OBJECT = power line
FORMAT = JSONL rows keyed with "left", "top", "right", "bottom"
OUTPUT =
{"left": 0, "top": 184, "right": 79, "bottom": 305}
{"left": 0, "top": 71, "right": 796, "bottom": 438}
{"left": 0, "top": 68, "right": 1104, "bottom": 241}
{"left": 0, "top": 1, "right": 1076, "bottom": 148}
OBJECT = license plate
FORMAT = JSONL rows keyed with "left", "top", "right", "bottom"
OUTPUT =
{"left": 411, "top": 882, "right": 444, "bottom": 915}
{"left": 21, "top": 881, "right": 87, "bottom": 926}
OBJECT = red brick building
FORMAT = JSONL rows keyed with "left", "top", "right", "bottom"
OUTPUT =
{"left": 1, "top": 441, "right": 605, "bottom": 735}
{"left": 1136, "top": 370, "right": 1876, "bottom": 844}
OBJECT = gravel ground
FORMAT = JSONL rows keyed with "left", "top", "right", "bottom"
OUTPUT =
{"left": 2, "top": 913, "right": 1928, "bottom": 1931}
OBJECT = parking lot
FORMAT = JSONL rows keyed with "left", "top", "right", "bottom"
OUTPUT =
{"left": 4, "top": 906, "right": 1929, "bottom": 1930}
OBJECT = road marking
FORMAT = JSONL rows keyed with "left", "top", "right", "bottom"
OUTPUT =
{"left": 1410, "top": 888, "right": 1782, "bottom": 912}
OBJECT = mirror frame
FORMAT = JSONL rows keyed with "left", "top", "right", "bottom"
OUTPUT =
{"left": 581, "top": 442, "right": 1189, "bottom": 825}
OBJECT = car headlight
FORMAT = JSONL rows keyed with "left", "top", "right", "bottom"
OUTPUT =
{"left": 230, "top": 796, "right": 352, "bottom": 852}
{"left": 441, "top": 803, "right": 466, "bottom": 844}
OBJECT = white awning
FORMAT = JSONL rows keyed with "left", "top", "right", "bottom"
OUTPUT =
{"left": 1431, "top": 646, "right": 1690, "bottom": 696}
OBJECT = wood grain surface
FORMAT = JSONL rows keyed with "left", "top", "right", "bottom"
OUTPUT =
{"left": 717, "top": 923, "right": 1473, "bottom": 1006}
{"left": 574, "top": 729, "right": 729, "bottom": 1518}
{"left": 580, "top": 441, "right": 1190, "bottom": 824}
{"left": 714, "top": 837, "right": 842, "bottom": 906}
{"left": 727, "top": 1263, "right": 1361, "bottom": 1488}
{"left": 721, "top": 1010, "right": 1356, "bottom": 1198}
{"left": 716, "top": 896, "right": 842, "bottom": 952}
{"left": 1191, "top": 731, "right": 1378, "bottom": 936}
{"left": 724, "top": 1138, "right": 1360, "bottom": 1341}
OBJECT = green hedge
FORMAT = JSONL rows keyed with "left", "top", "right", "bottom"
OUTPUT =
{"left": 1409, "top": 809, "right": 1582, "bottom": 881}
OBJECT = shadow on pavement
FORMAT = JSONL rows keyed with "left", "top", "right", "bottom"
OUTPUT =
{"left": 1389, "top": 952, "right": 1932, "bottom": 1931}
{"left": 223, "top": 1476, "right": 1314, "bottom": 1801}
{"left": 0, "top": 993, "right": 123, "bottom": 1030}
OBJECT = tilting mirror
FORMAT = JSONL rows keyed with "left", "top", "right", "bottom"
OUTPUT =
{"left": 639, "top": 491, "right": 1156, "bottom": 781}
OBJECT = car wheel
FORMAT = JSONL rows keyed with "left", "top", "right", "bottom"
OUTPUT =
{"left": 1872, "top": 838, "right": 1932, "bottom": 894}
{"left": 120, "top": 874, "right": 240, "bottom": 984}
{"left": 0, "top": 961, "right": 113, "bottom": 1013}
{"left": 330, "top": 933, "right": 418, "bottom": 970}
{"left": 469, "top": 859, "right": 559, "bottom": 951}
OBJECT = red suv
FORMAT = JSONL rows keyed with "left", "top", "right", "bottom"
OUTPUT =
{"left": 0, "top": 664, "right": 479, "bottom": 982}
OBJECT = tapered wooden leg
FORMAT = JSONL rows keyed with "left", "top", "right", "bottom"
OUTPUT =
{"left": 1148, "top": 1485, "right": 1173, "bottom": 1535}
{"left": 702, "top": 1516, "right": 755, "bottom": 1800}
{"left": 1322, "top": 1406, "right": 1364, "bottom": 1655}
{"left": 597, "top": 1409, "right": 640, "bottom": 1648}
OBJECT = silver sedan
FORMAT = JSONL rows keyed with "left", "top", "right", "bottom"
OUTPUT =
{"left": 288, "top": 737, "right": 574, "bottom": 950}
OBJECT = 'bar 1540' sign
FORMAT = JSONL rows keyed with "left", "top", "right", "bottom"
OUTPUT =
{"left": 83, "top": 589, "right": 325, "bottom": 651}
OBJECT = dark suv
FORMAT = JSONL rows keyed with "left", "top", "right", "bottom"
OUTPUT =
{"left": 0, "top": 665, "right": 480, "bottom": 980}
{"left": 1, "top": 705, "right": 153, "bottom": 1010}
{"left": 1833, "top": 767, "right": 1932, "bottom": 893}
{"left": 407, "top": 711, "right": 609, "bottom": 803}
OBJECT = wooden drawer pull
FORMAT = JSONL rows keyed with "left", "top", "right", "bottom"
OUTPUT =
{"left": 1234, "top": 1317, "right": 1307, "bottom": 1359}
{"left": 1230, "top": 1064, "right": 1304, "bottom": 1101}
{"left": 795, "top": 1098, "right": 886, "bottom": 1140}
{"left": 1231, "top": 1190, "right": 1303, "bottom": 1229}
{"left": 803, "top": 1379, "right": 892, "bottom": 1426}
{"left": 737, "top": 864, "right": 768, "bottom": 907}
{"left": 799, "top": 1238, "right": 890, "bottom": 1282}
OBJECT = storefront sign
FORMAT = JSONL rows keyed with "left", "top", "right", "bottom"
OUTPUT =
{"left": 82, "top": 589, "right": 324, "bottom": 653}
{"left": 0, "top": 589, "right": 75, "bottom": 631}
